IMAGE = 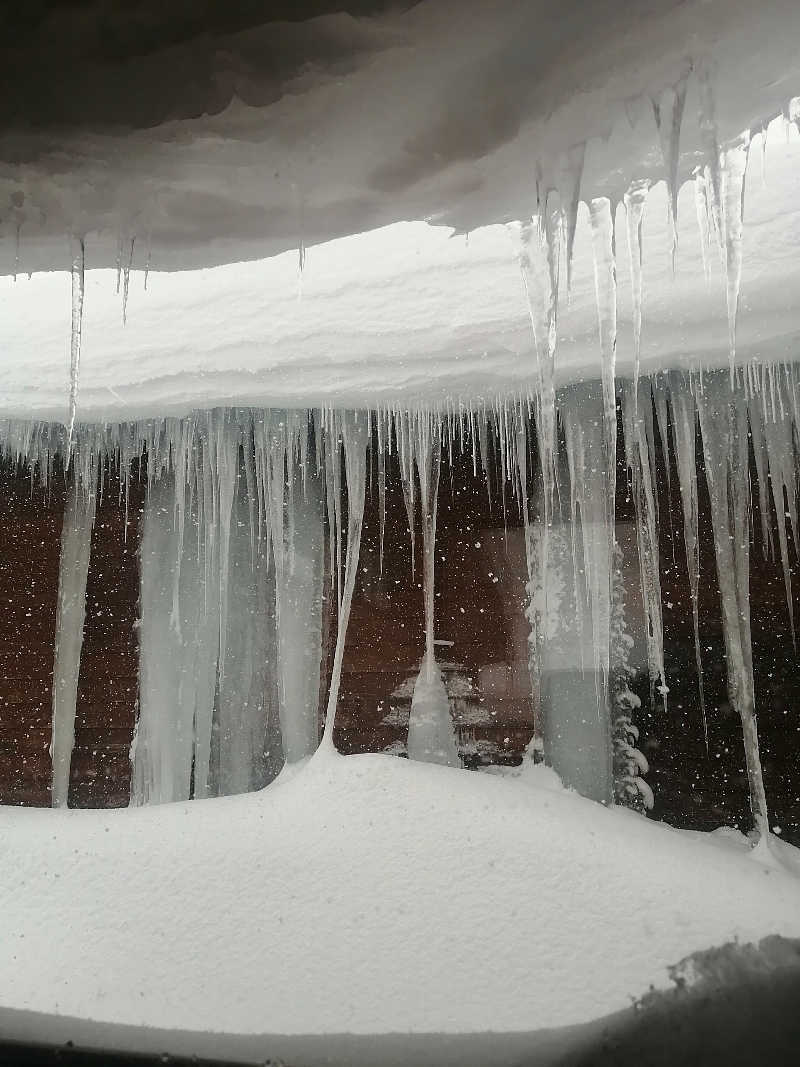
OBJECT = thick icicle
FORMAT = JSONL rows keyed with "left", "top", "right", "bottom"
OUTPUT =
{"left": 759, "top": 399, "right": 798, "bottom": 647}
{"left": 669, "top": 376, "right": 707, "bottom": 741}
{"left": 122, "top": 237, "right": 135, "bottom": 325}
{"left": 132, "top": 473, "right": 219, "bottom": 805}
{"left": 516, "top": 200, "right": 561, "bottom": 543}
{"left": 589, "top": 196, "right": 618, "bottom": 621}
{"left": 721, "top": 132, "right": 752, "bottom": 380}
{"left": 560, "top": 383, "right": 614, "bottom": 695}
{"left": 652, "top": 74, "right": 688, "bottom": 269}
{"left": 558, "top": 142, "right": 586, "bottom": 299}
{"left": 66, "top": 238, "right": 85, "bottom": 454}
{"left": 693, "top": 167, "right": 712, "bottom": 279}
{"left": 696, "top": 374, "right": 769, "bottom": 840}
{"left": 273, "top": 463, "right": 325, "bottom": 763}
{"left": 621, "top": 382, "right": 666, "bottom": 707}
{"left": 50, "top": 477, "right": 96, "bottom": 807}
{"left": 320, "top": 412, "right": 368, "bottom": 749}
{"left": 405, "top": 415, "right": 460, "bottom": 767}
{"left": 624, "top": 180, "right": 650, "bottom": 402}
{"left": 213, "top": 478, "right": 280, "bottom": 795}
{"left": 546, "top": 385, "right": 615, "bottom": 804}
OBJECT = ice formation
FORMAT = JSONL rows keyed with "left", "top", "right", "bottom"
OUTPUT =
{"left": 3, "top": 317, "right": 800, "bottom": 849}
{"left": 398, "top": 411, "right": 460, "bottom": 768}
{"left": 50, "top": 478, "right": 96, "bottom": 807}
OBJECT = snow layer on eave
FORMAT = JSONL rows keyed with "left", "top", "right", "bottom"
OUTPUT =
{"left": 2, "top": 125, "right": 799, "bottom": 421}
{"left": 0, "top": 752, "right": 798, "bottom": 1046}
{"left": 2, "top": 0, "right": 800, "bottom": 276}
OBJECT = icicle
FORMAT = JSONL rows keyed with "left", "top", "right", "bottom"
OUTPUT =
{"left": 721, "top": 132, "right": 752, "bottom": 382}
{"left": 515, "top": 198, "right": 561, "bottom": 545}
{"left": 652, "top": 73, "right": 688, "bottom": 270}
{"left": 621, "top": 382, "right": 667, "bottom": 708}
{"left": 50, "top": 476, "right": 96, "bottom": 807}
{"left": 696, "top": 373, "right": 769, "bottom": 840}
{"left": 122, "top": 236, "right": 135, "bottom": 325}
{"left": 669, "top": 377, "right": 707, "bottom": 740}
{"left": 320, "top": 412, "right": 368, "bottom": 750}
{"left": 552, "top": 384, "right": 615, "bottom": 803}
{"left": 623, "top": 180, "right": 650, "bottom": 403}
{"left": 747, "top": 400, "right": 774, "bottom": 559}
{"left": 759, "top": 400, "right": 798, "bottom": 647}
{"left": 274, "top": 462, "right": 325, "bottom": 763}
{"left": 589, "top": 197, "right": 618, "bottom": 574}
{"left": 693, "top": 168, "right": 711, "bottom": 279}
{"left": 66, "top": 238, "right": 85, "bottom": 455}
{"left": 115, "top": 235, "right": 123, "bottom": 294}
{"left": 214, "top": 473, "right": 281, "bottom": 795}
{"left": 697, "top": 68, "right": 723, "bottom": 242}
{"left": 132, "top": 472, "right": 219, "bottom": 805}
{"left": 558, "top": 142, "right": 586, "bottom": 299}
{"left": 13, "top": 222, "right": 20, "bottom": 282}
{"left": 406, "top": 415, "right": 460, "bottom": 767}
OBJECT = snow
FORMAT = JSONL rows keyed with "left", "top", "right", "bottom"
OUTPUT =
{"left": 2, "top": 0, "right": 800, "bottom": 279}
{"left": 1, "top": 122, "right": 799, "bottom": 423}
{"left": 0, "top": 750, "right": 798, "bottom": 1054}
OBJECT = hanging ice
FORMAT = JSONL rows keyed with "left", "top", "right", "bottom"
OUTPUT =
{"left": 558, "top": 142, "right": 586, "bottom": 299}
{"left": 695, "top": 373, "right": 769, "bottom": 840}
{"left": 131, "top": 472, "right": 220, "bottom": 805}
{"left": 560, "top": 382, "right": 613, "bottom": 698}
{"left": 213, "top": 474, "right": 280, "bottom": 795}
{"left": 624, "top": 180, "right": 650, "bottom": 401}
{"left": 652, "top": 74, "right": 688, "bottom": 269}
{"left": 66, "top": 238, "right": 85, "bottom": 453}
{"left": 272, "top": 460, "right": 325, "bottom": 764}
{"left": 621, "top": 381, "right": 666, "bottom": 706}
{"left": 669, "top": 375, "right": 707, "bottom": 741}
{"left": 50, "top": 476, "right": 96, "bottom": 807}
{"left": 320, "top": 411, "right": 368, "bottom": 750}
{"left": 403, "top": 413, "right": 460, "bottom": 768}
{"left": 721, "top": 132, "right": 752, "bottom": 379}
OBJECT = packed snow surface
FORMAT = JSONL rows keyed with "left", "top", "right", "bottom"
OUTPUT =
{"left": 1, "top": 752, "right": 798, "bottom": 1046}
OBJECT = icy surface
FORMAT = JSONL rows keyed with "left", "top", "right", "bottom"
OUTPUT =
{"left": 0, "top": 752, "right": 798, "bottom": 1046}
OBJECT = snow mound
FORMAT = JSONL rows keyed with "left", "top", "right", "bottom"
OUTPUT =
{"left": 1, "top": 750, "right": 798, "bottom": 1043}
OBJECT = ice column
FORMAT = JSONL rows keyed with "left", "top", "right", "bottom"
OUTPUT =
{"left": 273, "top": 464, "right": 325, "bottom": 763}
{"left": 50, "top": 476, "right": 96, "bottom": 807}
{"left": 533, "top": 383, "right": 614, "bottom": 804}
{"left": 621, "top": 382, "right": 666, "bottom": 705}
{"left": 320, "top": 411, "right": 368, "bottom": 750}
{"left": 131, "top": 474, "right": 220, "bottom": 805}
{"left": 66, "top": 239, "right": 85, "bottom": 453}
{"left": 403, "top": 414, "right": 460, "bottom": 768}
{"left": 696, "top": 373, "right": 769, "bottom": 838}
{"left": 213, "top": 479, "right": 280, "bottom": 794}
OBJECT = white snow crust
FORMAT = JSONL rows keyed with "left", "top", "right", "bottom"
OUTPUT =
{"left": 2, "top": 125, "right": 800, "bottom": 421}
{"left": 1, "top": 751, "right": 798, "bottom": 1050}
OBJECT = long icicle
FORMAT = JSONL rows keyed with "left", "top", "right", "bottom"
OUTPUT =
{"left": 320, "top": 412, "right": 368, "bottom": 750}
{"left": 670, "top": 376, "right": 707, "bottom": 745}
{"left": 624, "top": 180, "right": 650, "bottom": 408}
{"left": 721, "top": 131, "right": 752, "bottom": 384}
{"left": 589, "top": 196, "right": 618, "bottom": 614}
{"left": 50, "top": 472, "right": 96, "bottom": 807}
{"left": 696, "top": 373, "right": 769, "bottom": 841}
{"left": 652, "top": 72, "right": 688, "bottom": 271}
{"left": 67, "top": 238, "right": 85, "bottom": 455}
